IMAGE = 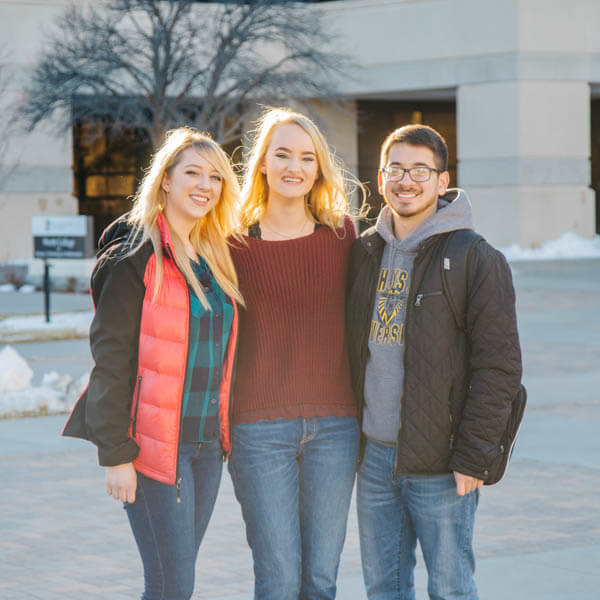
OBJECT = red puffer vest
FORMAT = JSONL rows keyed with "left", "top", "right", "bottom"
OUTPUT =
{"left": 128, "top": 214, "right": 237, "bottom": 485}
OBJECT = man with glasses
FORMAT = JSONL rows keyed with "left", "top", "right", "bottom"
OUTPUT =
{"left": 346, "top": 125, "right": 522, "bottom": 599}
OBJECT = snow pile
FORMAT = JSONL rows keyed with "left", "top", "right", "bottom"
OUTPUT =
{"left": 0, "top": 283, "right": 36, "bottom": 293}
{"left": 0, "top": 346, "right": 33, "bottom": 391}
{"left": 0, "top": 345, "right": 88, "bottom": 418}
{"left": 0, "top": 311, "right": 92, "bottom": 333}
{"left": 500, "top": 232, "right": 600, "bottom": 262}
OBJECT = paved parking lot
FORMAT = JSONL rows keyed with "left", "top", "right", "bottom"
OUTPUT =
{"left": 1, "top": 259, "right": 599, "bottom": 599}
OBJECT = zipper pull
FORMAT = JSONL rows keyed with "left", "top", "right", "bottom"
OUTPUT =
{"left": 449, "top": 434, "right": 455, "bottom": 449}
{"left": 131, "top": 375, "right": 142, "bottom": 438}
{"left": 415, "top": 294, "right": 423, "bottom": 307}
{"left": 176, "top": 477, "right": 182, "bottom": 503}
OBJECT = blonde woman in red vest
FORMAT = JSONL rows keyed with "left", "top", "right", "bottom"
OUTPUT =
{"left": 63, "top": 127, "right": 243, "bottom": 600}
{"left": 228, "top": 108, "right": 361, "bottom": 600}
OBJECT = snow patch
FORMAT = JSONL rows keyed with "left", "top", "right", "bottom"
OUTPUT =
{"left": 0, "top": 283, "right": 16, "bottom": 292}
{"left": 0, "top": 345, "right": 88, "bottom": 417}
{"left": 500, "top": 232, "right": 600, "bottom": 262}
{"left": 0, "top": 311, "right": 93, "bottom": 335}
{"left": 0, "top": 345, "right": 33, "bottom": 392}
{"left": 18, "top": 284, "right": 36, "bottom": 293}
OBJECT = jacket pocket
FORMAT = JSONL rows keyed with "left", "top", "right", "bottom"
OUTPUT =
{"left": 131, "top": 375, "right": 142, "bottom": 438}
{"left": 414, "top": 290, "right": 443, "bottom": 307}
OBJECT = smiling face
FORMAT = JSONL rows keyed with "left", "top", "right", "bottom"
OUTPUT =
{"left": 161, "top": 146, "right": 223, "bottom": 235}
{"left": 262, "top": 122, "right": 319, "bottom": 205}
{"left": 378, "top": 142, "right": 449, "bottom": 227}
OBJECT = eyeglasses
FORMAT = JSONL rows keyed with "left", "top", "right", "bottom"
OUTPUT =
{"left": 380, "top": 165, "right": 441, "bottom": 183}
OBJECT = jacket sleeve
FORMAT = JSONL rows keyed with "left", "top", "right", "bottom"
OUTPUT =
{"left": 85, "top": 250, "right": 146, "bottom": 467}
{"left": 448, "top": 241, "right": 523, "bottom": 480}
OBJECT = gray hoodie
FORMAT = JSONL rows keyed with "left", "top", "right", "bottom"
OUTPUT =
{"left": 362, "top": 188, "right": 474, "bottom": 443}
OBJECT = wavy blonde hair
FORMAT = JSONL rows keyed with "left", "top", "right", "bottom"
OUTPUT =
{"left": 240, "top": 107, "right": 358, "bottom": 233}
{"left": 127, "top": 127, "right": 243, "bottom": 309}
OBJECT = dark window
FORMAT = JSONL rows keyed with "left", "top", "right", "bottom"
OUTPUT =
{"left": 73, "top": 118, "right": 152, "bottom": 246}
{"left": 357, "top": 100, "right": 457, "bottom": 231}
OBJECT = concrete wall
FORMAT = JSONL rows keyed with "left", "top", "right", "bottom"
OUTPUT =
{"left": 0, "top": 0, "right": 76, "bottom": 263}
{"left": 457, "top": 80, "right": 595, "bottom": 246}
{"left": 1, "top": 0, "right": 598, "bottom": 261}
{"left": 320, "top": 0, "right": 599, "bottom": 247}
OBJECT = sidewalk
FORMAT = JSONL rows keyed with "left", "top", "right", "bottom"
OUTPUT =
{"left": 1, "top": 259, "right": 599, "bottom": 599}
{"left": 0, "top": 290, "right": 92, "bottom": 318}
{"left": 0, "top": 291, "right": 93, "bottom": 343}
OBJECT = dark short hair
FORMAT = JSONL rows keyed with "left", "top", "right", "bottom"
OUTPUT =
{"left": 380, "top": 124, "right": 448, "bottom": 172}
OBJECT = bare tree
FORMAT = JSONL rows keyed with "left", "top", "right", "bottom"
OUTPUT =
{"left": 19, "top": 0, "right": 349, "bottom": 148}
{"left": 0, "top": 47, "right": 18, "bottom": 193}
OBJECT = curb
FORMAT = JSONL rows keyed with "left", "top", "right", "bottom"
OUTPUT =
{"left": 0, "top": 329, "right": 89, "bottom": 344}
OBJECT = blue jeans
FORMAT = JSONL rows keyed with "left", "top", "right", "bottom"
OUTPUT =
{"left": 357, "top": 440, "right": 479, "bottom": 600}
{"left": 124, "top": 439, "right": 223, "bottom": 600}
{"left": 229, "top": 416, "right": 359, "bottom": 600}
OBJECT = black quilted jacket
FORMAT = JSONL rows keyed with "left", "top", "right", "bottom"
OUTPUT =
{"left": 346, "top": 226, "right": 522, "bottom": 481}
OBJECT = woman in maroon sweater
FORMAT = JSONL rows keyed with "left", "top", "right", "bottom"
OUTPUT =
{"left": 228, "top": 108, "right": 360, "bottom": 600}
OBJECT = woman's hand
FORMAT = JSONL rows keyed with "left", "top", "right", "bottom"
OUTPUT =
{"left": 106, "top": 463, "right": 137, "bottom": 503}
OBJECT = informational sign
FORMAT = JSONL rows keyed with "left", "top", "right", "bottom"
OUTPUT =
{"left": 32, "top": 216, "right": 94, "bottom": 259}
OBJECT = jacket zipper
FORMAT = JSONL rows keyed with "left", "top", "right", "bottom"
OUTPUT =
{"left": 165, "top": 241, "right": 189, "bottom": 500}
{"left": 395, "top": 282, "right": 418, "bottom": 475}
{"left": 131, "top": 375, "right": 142, "bottom": 438}
{"left": 448, "top": 384, "right": 455, "bottom": 449}
{"left": 414, "top": 290, "right": 443, "bottom": 307}
{"left": 361, "top": 234, "right": 440, "bottom": 476}
{"left": 226, "top": 321, "right": 240, "bottom": 460}
{"left": 394, "top": 244, "right": 433, "bottom": 475}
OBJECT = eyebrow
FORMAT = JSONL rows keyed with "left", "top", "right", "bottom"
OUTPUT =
{"left": 273, "top": 146, "right": 316, "bottom": 156}
{"left": 183, "top": 163, "right": 219, "bottom": 173}
{"left": 388, "top": 161, "right": 433, "bottom": 168}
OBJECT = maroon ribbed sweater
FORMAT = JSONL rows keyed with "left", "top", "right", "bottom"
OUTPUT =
{"left": 230, "top": 217, "right": 357, "bottom": 424}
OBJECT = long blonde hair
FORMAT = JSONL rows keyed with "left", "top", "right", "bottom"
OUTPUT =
{"left": 240, "top": 108, "right": 356, "bottom": 233}
{"left": 127, "top": 127, "right": 243, "bottom": 309}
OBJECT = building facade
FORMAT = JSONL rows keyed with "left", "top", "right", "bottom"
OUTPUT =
{"left": 0, "top": 0, "right": 598, "bottom": 270}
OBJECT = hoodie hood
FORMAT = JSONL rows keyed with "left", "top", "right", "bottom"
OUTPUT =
{"left": 376, "top": 188, "right": 474, "bottom": 253}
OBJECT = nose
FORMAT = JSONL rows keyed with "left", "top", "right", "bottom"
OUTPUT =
{"left": 196, "top": 172, "right": 210, "bottom": 188}
{"left": 397, "top": 170, "right": 411, "bottom": 183}
{"left": 287, "top": 156, "right": 301, "bottom": 171}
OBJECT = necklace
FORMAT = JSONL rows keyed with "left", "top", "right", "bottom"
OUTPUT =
{"left": 259, "top": 217, "right": 313, "bottom": 240}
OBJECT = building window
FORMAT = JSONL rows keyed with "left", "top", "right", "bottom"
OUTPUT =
{"left": 73, "top": 118, "right": 152, "bottom": 245}
{"left": 357, "top": 100, "right": 457, "bottom": 229}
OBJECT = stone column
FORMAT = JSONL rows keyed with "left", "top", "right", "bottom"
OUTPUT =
{"left": 457, "top": 80, "right": 595, "bottom": 247}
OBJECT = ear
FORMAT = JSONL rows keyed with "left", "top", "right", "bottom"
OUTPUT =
{"left": 161, "top": 173, "right": 170, "bottom": 194}
{"left": 438, "top": 171, "right": 450, "bottom": 196}
{"left": 377, "top": 169, "right": 384, "bottom": 195}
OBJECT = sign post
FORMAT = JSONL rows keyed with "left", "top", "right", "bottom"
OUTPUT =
{"left": 43, "top": 260, "right": 50, "bottom": 323}
{"left": 32, "top": 216, "right": 94, "bottom": 323}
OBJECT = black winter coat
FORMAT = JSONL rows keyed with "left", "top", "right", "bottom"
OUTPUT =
{"left": 346, "top": 226, "right": 522, "bottom": 481}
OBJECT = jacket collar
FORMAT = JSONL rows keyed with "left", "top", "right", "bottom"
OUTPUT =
{"left": 359, "top": 225, "right": 385, "bottom": 258}
{"left": 156, "top": 212, "right": 174, "bottom": 250}
{"left": 359, "top": 222, "right": 444, "bottom": 258}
